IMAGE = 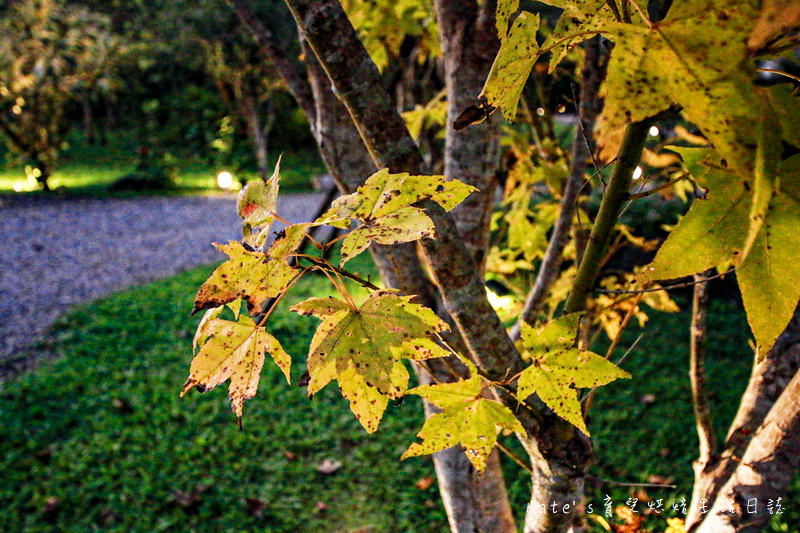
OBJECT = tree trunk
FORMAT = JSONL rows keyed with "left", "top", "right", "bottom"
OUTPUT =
{"left": 688, "top": 305, "right": 800, "bottom": 532}
{"left": 81, "top": 92, "right": 95, "bottom": 145}
{"left": 239, "top": 89, "right": 270, "bottom": 180}
{"left": 435, "top": 0, "right": 501, "bottom": 273}
{"left": 695, "top": 363, "right": 800, "bottom": 532}
{"left": 228, "top": 2, "right": 519, "bottom": 530}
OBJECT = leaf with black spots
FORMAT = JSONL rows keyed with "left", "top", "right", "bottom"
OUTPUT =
{"left": 402, "top": 356, "right": 524, "bottom": 471}
{"left": 290, "top": 290, "right": 448, "bottom": 431}
{"left": 192, "top": 242, "right": 296, "bottom": 316}
{"left": 316, "top": 169, "right": 476, "bottom": 265}
{"left": 182, "top": 315, "right": 290, "bottom": 421}
{"left": 292, "top": 290, "right": 447, "bottom": 397}
{"left": 517, "top": 315, "right": 630, "bottom": 435}
{"left": 642, "top": 149, "right": 800, "bottom": 356}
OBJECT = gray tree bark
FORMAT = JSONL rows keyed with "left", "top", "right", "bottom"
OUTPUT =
{"left": 688, "top": 306, "right": 800, "bottom": 532}
{"left": 229, "top": 2, "right": 518, "bottom": 530}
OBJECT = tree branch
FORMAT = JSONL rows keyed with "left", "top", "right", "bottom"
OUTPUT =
{"left": 697, "top": 364, "right": 800, "bottom": 532}
{"left": 227, "top": 0, "right": 317, "bottom": 126}
{"left": 687, "top": 304, "right": 800, "bottom": 530}
{"left": 563, "top": 116, "right": 657, "bottom": 315}
{"left": 285, "top": 0, "right": 525, "bottom": 382}
{"left": 511, "top": 36, "right": 606, "bottom": 340}
{"left": 691, "top": 269, "right": 717, "bottom": 468}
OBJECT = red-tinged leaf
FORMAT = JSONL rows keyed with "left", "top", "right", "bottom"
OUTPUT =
{"left": 238, "top": 156, "right": 282, "bottom": 247}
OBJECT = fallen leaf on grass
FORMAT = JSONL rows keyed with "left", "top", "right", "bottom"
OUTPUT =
{"left": 244, "top": 498, "right": 267, "bottom": 518}
{"left": 315, "top": 501, "right": 328, "bottom": 513}
{"left": 647, "top": 474, "right": 674, "bottom": 486}
{"left": 316, "top": 459, "right": 342, "bottom": 475}
{"left": 415, "top": 476, "right": 434, "bottom": 490}
{"left": 43, "top": 496, "right": 60, "bottom": 518}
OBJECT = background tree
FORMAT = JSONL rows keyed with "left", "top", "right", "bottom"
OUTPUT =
{"left": 0, "top": 0, "right": 118, "bottom": 189}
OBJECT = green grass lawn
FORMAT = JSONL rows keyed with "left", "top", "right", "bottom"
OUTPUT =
{"left": 0, "top": 133, "right": 324, "bottom": 197}
{"left": 0, "top": 261, "right": 797, "bottom": 532}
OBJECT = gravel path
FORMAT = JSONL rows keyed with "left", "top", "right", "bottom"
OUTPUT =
{"left": 0, "top": 192, "right": 325, "bottom": 374}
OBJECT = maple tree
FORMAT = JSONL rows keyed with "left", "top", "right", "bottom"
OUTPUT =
{"left": 181, "top": 0, "right": 800, "bottom": 532}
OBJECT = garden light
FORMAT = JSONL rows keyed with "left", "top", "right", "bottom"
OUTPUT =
{"left": 649, "top": 125, "right": 659, "bottom": 136}
{"left": 217, "top": 171, "right": 233, "bottom": 189}
{"left": 632, "top": 166, "right": 643, "bottom": 180}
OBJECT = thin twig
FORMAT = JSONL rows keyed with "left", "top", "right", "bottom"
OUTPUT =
{"left": 596, "top": 268, "right": 734, "bottom": 294}
{"left": 614, "top": 333, "right": 642, "bottom": 368}
{"left": 628, "top": 172, "right": 690, "bottom": 201}
{"left": 587, "top": 475, "right": 676, "bottom": 489}
{"left": 582, "top": 295, "right": 642, "bottom": 416}
{"left": 496, "top": 441, "right": 533, "bottom": 473}
{"left": 298, "top": 255, "right": 382, "bottom": 291}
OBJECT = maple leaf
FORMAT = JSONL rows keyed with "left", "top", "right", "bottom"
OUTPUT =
{"left": 641, "top": 148, "right": 800, "bottom": 357}
{"left": 237, "top": 155, "right": 282, "bottom": 248}
{"left": 481, "top": 0, "right": 615, "bottom": 122}
{"left": 539, "top": 0, "right": 616, "bottom": 72}
{"left": 596, "top": 2, "right": 762, "bottom": 175}
{"left": 517, "top": 314, "right": 630, "bottom": 436}
{"left": 192, "top": 241, "right": 297, "bottom": 316}
{"left": 290, "top": 290, "right": 449, "bottom": 431}
{"left": 481, "top": 9, "right": 540, "bottom": 122}
{"left": 401, "top": 356, "right": 525, "bottom": 471}
{"left": 747, "top": 0, "right": 800, "bottom": 53}
{"left": 181, "top": 315, "right": 290, "bottom": 421}
{"left": 316, "top": 168, "right": 476, "bottom": 265}
{"left": 337, "top": 362, "right": 409, "bottom": 434}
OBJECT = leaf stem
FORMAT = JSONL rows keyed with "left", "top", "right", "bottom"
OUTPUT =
{"left": 627, "top": 0, "right": 652, "bottom": 28}
{"left": 257, "top": 267, "right": 310, "bottom": 327}
{"left": 297, "top": 254, "right": 382, "bottom": 291}
{"left": 627, "top": 171, "right": 690, "bottom": 201}
{"left": 595, "top": 268, "right": 734, "bottom": 294}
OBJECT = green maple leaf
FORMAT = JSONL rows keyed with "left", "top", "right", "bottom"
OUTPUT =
{"left": 402, "top": 356, "right": 525, "bottom": 472}
{"left": 517, "top": 314, "right": 630, "bottom": 436}
{"left": 237, "top": 156, "right": 282, "bottom": 248}
{"left": 641, "top": 148, "right": 800, "bottom": 356}
{"left": 316, "top": 169, "right": 476, "bottom": 265}
{"left": 540, "top": 0, "right": 615, "bottom": 72}
{"left": 192, "top": 241, "right": 297, "bottom": 315}
{"left": 483, "top": 0, "right": 615, "bottom": 121}
{"left": 337, "top": 362, "right": 409, "bottom": 434}
{"left": 596, "top": 2, "right": 761, "bottom": 174}
{"left": 181, "top": 315, "right": 290, "bottom": 421}
{"left": 481, "top": 10, "right": 540, "bottom": 122}
{"left": 291, "top": 290, "right": 448, "bottom": 429}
